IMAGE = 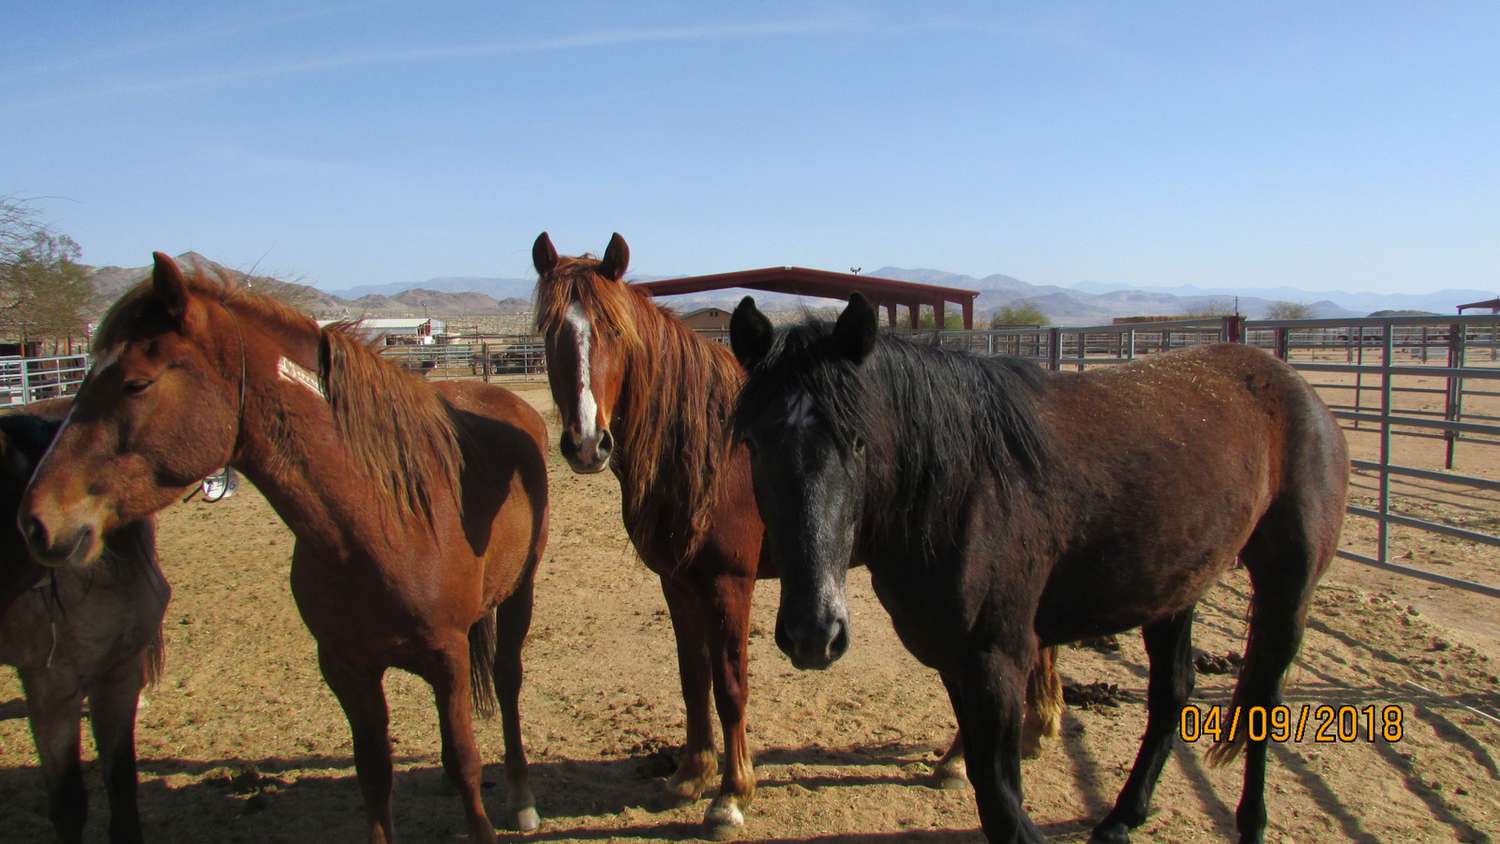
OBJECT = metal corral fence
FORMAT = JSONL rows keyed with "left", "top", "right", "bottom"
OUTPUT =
{"left": 0, "top": 355, "right": 89, "bottom": 406}
{"left": 379, "top": 336, "right": 548, "bottom": 382}
{"left": 10, "top": 314, "right": 1496, "bottom": 597}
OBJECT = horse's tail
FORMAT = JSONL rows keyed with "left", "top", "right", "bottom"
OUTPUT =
{"left": 1029, "top": 645, "right": 1064, "bottom": 739}
{"left": 1204, "top": 615, "right": 1254, "bottom": 767}
{"left": 142, "top": 622, "right": 167, "bottom": 690}
{"left": 468, "top": 608, "right": 499, "bottom": 719}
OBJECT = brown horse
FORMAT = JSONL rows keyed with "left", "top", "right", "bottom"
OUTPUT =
{"left": 731, "top": 294, "right": 1348, "bottom": 843}
{"left": 531, "top": 233, "right": 1064, "bottom": 836}
{"left": 19, "top": 254, "right": 550, "bottom": 844}
{"left": 1, "top": 399, "right": 168, "bottom": 844}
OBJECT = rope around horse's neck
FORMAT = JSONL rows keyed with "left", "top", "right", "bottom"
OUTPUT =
{"left": 227, "top": 302, "right": 248, "bottom": 464}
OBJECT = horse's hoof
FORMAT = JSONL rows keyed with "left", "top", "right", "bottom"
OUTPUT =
{"left": 936, "top": 773, "right": 968, "bottom": 790}
{"left": 932, "top": 760, "right": 967, "bottom": 790}
{"left": 704, "top": 797, "right": 745, "bottom": 840}
{"left": 510, "top": 805, "right": 540, "bottom": 832}
{"left": 1089, "top": 821, "right": 1131, "bottom": 844}
{"left": 663, "top": 771, "right": 712, "bottom": 802}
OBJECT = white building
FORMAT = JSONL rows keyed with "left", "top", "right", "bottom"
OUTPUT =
{"left": 317, "top": 318, "right": 446, "bottom": 346}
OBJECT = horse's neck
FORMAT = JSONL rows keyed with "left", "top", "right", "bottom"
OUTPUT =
{"left": 230, "top": 332, "right": 380, "bottom": 556}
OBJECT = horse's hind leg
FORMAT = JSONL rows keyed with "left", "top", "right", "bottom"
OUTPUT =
{"left": 422, "top": 632, "right": 500, "bottom": 843}
{"left": 1091, "top": 608, "right": 1196, "bottom": 844}
{"left": 494, "top": 570, "right": 539, "bottom": 831}
{"left": 659, "top": 576, "right": 717, "bottom": 802}
{"left": 1212, "top": 517, "right": 1331, "bottom": 844}
{"left": 21, "top": 670, "right": 87, "bottom": 843}
{"left": 318, "top": 649, "right": 397, "bottom": 844}
{"left": 87, "top": 657, "right": 148, "bottom": 844}
{"left": 703, "top": 571, "right": 757, "bottom": 838}
{"left": 933, "top": 723, "right": 967, "bottom": 789}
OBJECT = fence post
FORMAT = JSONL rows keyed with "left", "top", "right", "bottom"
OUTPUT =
{"left": 1047, "top": 327, "right": 1062, "bottom": 372}
{"left": 1353, "top": 327, "right": 1365, "bottom": 430}
{"left": 1076, "top": 331, "right": 1087, "bottom": 372}
{"left": 1445, "top": 322, "right": 1466, "bottom": 469}
{"left": 1379, "top": 323, "right": 1393, "bottom": 565}
{"left": 20, "top": 360, "right": 30, "bottom": 406}
{"left": 481, "top": 342, "right": 490, "bottom": 382}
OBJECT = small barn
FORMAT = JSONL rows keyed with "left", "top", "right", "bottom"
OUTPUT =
{"left": 679, "top": 307, "right": 732, "bottom": 332}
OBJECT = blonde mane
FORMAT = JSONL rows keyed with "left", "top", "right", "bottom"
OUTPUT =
{"left": 95, "top": 267, "right": 462, "bottom": 525}
{"left": 535, "top": 256, "right": 743, "bottom": 560}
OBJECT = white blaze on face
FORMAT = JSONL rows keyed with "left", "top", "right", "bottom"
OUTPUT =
{"left": 566, "top": 301, "right": 599, "bottom": 438}
{"left": 784, "top": 390, "right": 816, "bottom": 428}
{"left": 91, "top": 344, "right": 123, "bottom": 377}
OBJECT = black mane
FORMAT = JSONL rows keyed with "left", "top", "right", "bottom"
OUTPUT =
{"left": 733, "top": 321, "right": 1052, "bottom": 553}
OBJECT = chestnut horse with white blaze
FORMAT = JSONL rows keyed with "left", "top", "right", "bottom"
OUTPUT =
{"left": 532, "top": 233, "right": 1064, "bottom": 837}
{"left": 19, "top": 254, "right": 549, "bottom": 844}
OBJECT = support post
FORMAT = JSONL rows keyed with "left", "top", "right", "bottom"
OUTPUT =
{"left": 1379, "top": 324, "right": 1393, "bottom": 564}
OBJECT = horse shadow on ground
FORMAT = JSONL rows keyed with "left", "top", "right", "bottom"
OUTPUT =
{"left": 0, "top": 746, "right": 1043, "bottom": 843}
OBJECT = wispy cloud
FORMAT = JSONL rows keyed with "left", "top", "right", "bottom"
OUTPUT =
{"left": 1, "top": 3, "right": 367, "bottom": 83}
{"left": 8, "top": 16, "right": 862, "bottom": 107}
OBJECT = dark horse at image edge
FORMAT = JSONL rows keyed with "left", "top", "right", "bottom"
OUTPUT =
{"left": 1, "top": 400, "right": 169, "bottom": 844}
{"left": 729, "top": 293, "right": 1348, "bottom": 843}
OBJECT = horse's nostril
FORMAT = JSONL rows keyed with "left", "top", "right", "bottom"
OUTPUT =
{"left": 597, "top": 429, "right": 614, "bottom": 457}
{"left": 828, "top": 619, "right": 850, "bottom": 661}
{"left": 22, "top": 515, "right": 47, "bottom": 553}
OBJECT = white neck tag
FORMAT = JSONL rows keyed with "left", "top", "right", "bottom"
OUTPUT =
{"left": 277, "top": 356, "right": 326, "bottom": 399}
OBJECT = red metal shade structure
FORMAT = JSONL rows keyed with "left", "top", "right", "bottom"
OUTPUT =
{"left": 634, "top": 266, "right": 981, "bottom": 329}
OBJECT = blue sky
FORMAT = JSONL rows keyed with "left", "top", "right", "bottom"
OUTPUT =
{"left": 3, "top": 2, "right": 1496, "bottom": 294}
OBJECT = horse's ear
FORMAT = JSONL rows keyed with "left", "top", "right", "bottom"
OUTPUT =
{"left": 834, "top": 292, "right": 878, "bottom": 363}
{"left": 730, "top": 296, "right": 773, "bottom": 369}
{"left": 598, "top": 232, "right": 629, "bottom": 281}
{"left": 532, "top": 232, "right": 558, "bottom": 276}
{"left": 152, "top": 251, "right": 188, "bottom": 322}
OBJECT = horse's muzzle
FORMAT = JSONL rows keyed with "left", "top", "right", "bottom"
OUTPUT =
{"left": 20, "top": 512, "right": 97, "bottom": 568}
{"left": 775, "top": 611, "right": 851, "bottom": 670}
{"left": 560, "top": 428, "right": 613, "bottom": 474}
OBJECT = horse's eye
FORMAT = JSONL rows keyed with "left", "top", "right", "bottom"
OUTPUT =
{"left": 850, "top": 436, "right": 865, "bottom": 456}
{"left": 124, "top": 378, "right": 154, "bottom": 396}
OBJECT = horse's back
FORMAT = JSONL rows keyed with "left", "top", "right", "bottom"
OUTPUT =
{"left": 1035, "top": 344, "right": 1344, "bottom": 640}
{"left": 436, "top": 380, "right": 548, "bottom": 450}
{"left": 434, "top": 380, "right": 550, "bottom": 592}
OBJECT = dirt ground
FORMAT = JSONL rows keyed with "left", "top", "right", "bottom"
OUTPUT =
{"left": 1, "top": 382, "right": 1497, "bottom": 843}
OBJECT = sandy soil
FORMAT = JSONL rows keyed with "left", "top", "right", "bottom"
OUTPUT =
{"left": 1, "top": 383, "right": 1497, "bottom": 843}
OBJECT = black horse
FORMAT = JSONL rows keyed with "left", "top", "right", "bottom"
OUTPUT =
{"left": 729, "top": 293, "right": 1347, "bottom": 843}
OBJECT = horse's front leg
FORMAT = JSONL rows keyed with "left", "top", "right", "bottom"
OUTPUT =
{"left": 659, "top": 576, "right": 717, "bottom": 802}
{"left": 702, "top": 571, "right": 757, "bottom": 839}
{"left": 952, "top": 649, "right": 1047, "bottom": 843}
{"left": 318, "top": 647, "right": 396, "bottom": 844}
{"left": 86, "top": 656, "right": 148, "bottom": 844}
{"left": 20, "top": 668, "right": 87, "bottom": 843}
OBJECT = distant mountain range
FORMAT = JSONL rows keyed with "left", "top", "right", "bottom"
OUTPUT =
{"left": 87, "top": 253, "right": 1495, "bottom": 327}
{"left": 85, "top": 253, "right": 532, "bottom": 318}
